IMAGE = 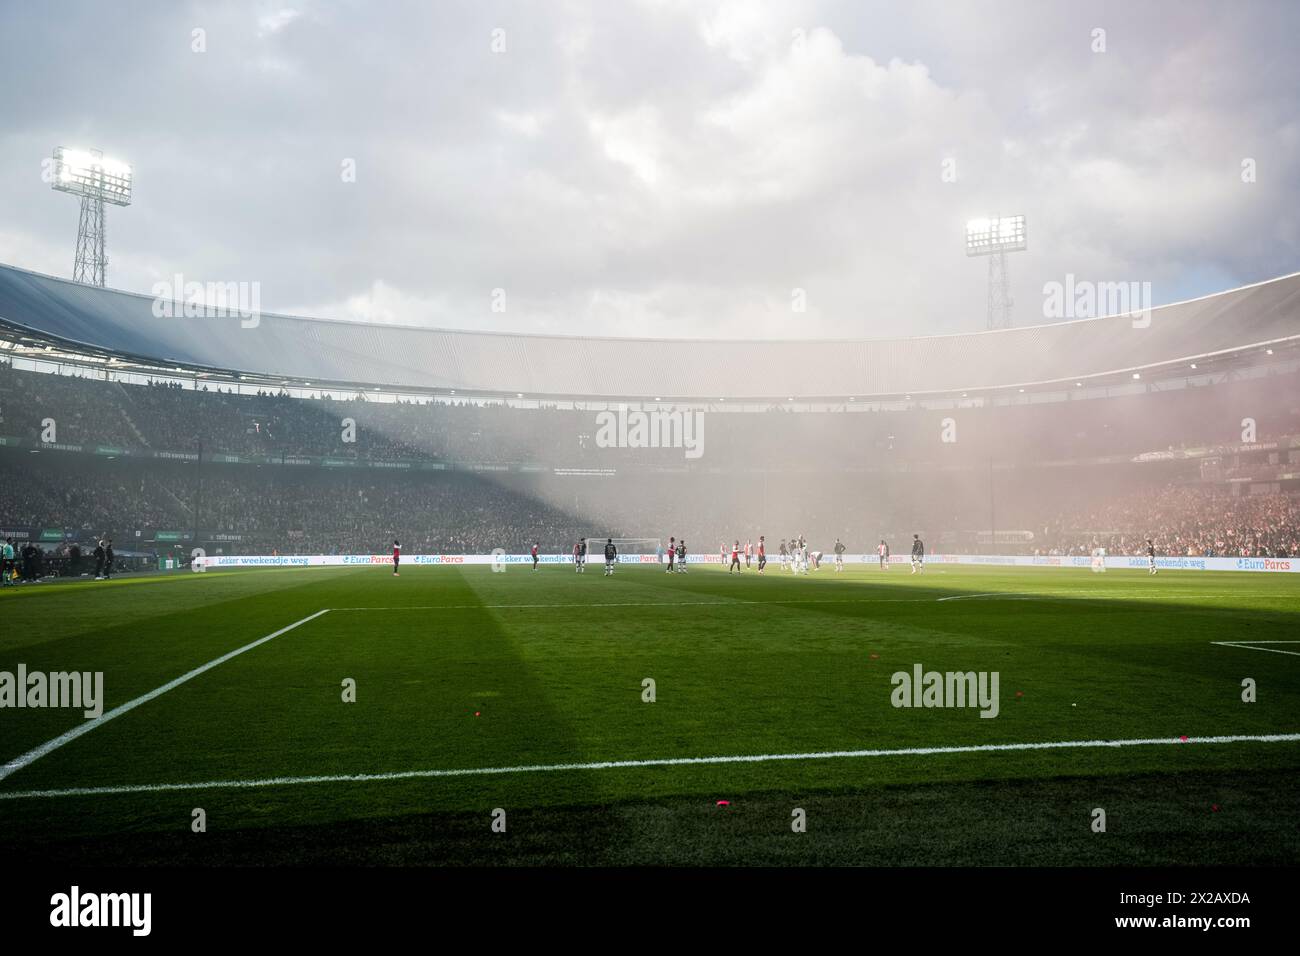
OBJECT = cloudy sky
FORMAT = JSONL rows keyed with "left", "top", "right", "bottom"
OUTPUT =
{"left": 1, "top": 0, "right": 1297, "bottom": 340}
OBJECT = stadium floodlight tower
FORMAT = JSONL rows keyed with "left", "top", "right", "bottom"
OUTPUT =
{"left": 50, "top": 147, "right": 133, "bottom": 287}
{"left": 965, "top": 215, "right": 1026, "bottom": 330}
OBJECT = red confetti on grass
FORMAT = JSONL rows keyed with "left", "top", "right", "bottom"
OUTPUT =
{"left": 1211, "top": 804, "right": 1220, "bottom": 812}
{"left": 1179, "top": 735, "right": 1189, "bottom": 742}
{"left": 1015, "top": 691, "right": 1024, "bottom": 697}
{"left": 716, "top": 800, "right": 730, "bottom": 806}
{"left": 475, "top": 711, "right": 481, "bottom": 717}
{"left": 869, "top": 654, "right": 879, "bottom": 659}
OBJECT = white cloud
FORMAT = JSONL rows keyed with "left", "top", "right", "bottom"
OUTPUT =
{"left": 257, "top": 7, "right": 301, "bottom": 38}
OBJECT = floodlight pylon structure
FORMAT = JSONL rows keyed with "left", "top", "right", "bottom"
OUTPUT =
{"left": 965, "top": 215, "right": 1026, "bottom": 330}
{"left": 50, "top": 147, "right": 133, "bottom": 288}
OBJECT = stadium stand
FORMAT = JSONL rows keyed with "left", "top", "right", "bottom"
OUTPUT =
{"left": 2, "top": 262, "right": 1300, "bottom": 570}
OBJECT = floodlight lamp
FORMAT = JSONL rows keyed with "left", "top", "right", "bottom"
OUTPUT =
{"left": 50, "top": 146, "right": 133, "bottom": 206}
{"left": 965, "top": 214, "right": 1026, "bottom": 256}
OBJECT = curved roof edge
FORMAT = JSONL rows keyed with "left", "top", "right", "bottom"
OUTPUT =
{"left": 1, "top": 261, "right": 1298, "bottom": 400}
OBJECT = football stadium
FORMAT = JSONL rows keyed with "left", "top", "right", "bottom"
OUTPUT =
{"left": 1, "top": 0, "right": 1297, "bottom": 937}
{"left": 3, "top": 261, "right": 1299, "bottom": 870}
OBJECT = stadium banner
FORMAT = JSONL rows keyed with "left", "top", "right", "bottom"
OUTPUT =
{"left": 204, "top": 552, "right": 730, "bottom": 567}
{"left": 198, "top": 552, "right": 1300, "bottom": 571}
{"left": 874, "top": 553, "right": 1299, "bottom": 573}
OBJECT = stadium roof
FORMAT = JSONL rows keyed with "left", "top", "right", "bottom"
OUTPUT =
{"left": 1, "top": 262, "right": 1298, "bottom": 400}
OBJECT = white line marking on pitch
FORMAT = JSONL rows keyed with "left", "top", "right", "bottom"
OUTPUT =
{"left": 0, "top": 609, "right": 331, "bottom": 784}
{"left": 2, "top": 732, "right": 1297, "bottom": 801}
{"left": 331, "top": 601, "right": 743, "bottom": 611}
{"left": 1211, "top": 641, "right": 1300, "bottom": 658}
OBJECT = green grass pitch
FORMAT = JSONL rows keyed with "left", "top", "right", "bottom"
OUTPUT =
{"left": 1, "top": 562, "right": 1297, "bottom": 865}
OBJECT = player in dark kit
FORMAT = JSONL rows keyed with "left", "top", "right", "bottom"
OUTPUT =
{"left": 392, "top": 539, "right": 401, "bottom": 576}
{"left": 757, "top": 535, "right": 766, "bottom": 573}
{"left": 910, "top": 534, "right": 924, "bottom": 574}
{"left": 603, "top": 538, "right": 617, "bottom": 576}
{"left": 1147, "top": 539, "right": 1158, "bottom": 575}
{"left": 676, "top": 539, "right": 687, "bottom": 572}
{"left": 833, "top": 538, "right": 846, "bottom": 572}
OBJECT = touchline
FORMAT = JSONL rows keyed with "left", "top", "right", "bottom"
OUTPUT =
{"left": 0, "top": 665, "right": 103, "bottom": 718}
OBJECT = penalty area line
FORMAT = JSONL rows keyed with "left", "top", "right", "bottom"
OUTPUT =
{"left": 0, "top": 609, "right": 332, "bottom": 785}
{"left": 2, "top": 732, "right": 1298, "bottom": 801}
{"left": 1211, "top": 641, "right": 1300, "bottom": 658}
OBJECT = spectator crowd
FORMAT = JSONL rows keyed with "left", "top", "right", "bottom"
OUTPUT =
{"left": 4, "top": 360, "right": 1300, "bottom": 562}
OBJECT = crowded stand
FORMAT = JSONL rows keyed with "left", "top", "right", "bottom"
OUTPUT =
{"left": 4, "top": 359, "right": 1300, "bottom": 573}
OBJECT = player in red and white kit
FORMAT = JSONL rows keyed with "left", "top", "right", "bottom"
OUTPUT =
{"left": 878, "top": 539, "right": 889, "bottom": 570}
{"left": 729, "top": 540, "right": 742, "bottom": 574}
{"left": 757, "top": 535, "right": 766, "bottom": 573}
{"left": 392, "top": 539, "right": 401, "bottom": 576}
{"left": 531, "top": 542, "right": 540, "bottom": 571}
